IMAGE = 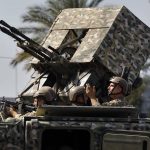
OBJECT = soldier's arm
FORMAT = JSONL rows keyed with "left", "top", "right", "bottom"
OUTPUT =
{"left": 8, "top": 107, "right": 22, "bottom": 118}
{"left": 85, "top": 84, "right": 100, "bottom": 106}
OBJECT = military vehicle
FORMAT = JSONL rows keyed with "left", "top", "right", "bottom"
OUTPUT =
{"left": 0, "top": 6, "right": 150, "bottom": 150}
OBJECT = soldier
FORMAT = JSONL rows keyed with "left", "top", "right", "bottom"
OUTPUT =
{"left": 33, "top": 86, "right": 57, "bottom": 106}
{"left": 86, "top": 76, "right": 128, "bottom": 106}
{"left": 6, "top": 86, "right": 57, "bottom": 120}
{"left": 69, "top": 86, "right": 91, "bottom": 106}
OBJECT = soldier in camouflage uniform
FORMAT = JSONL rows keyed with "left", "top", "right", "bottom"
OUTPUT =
{"left": 69, "top": 86, "right": 91, "bottom": 106}
{"left": 86, "top": 76, "right": 128, "bottom": 106}
{"left": 0, "top": 86, "right": 57, "bottom": 150}
{"left": 7, "top": 86, "right": 57, "bottom": 120}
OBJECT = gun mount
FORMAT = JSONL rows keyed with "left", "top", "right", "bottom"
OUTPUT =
{"left": 1, "top": 6, "right": 150, "bottom": 150}
{"left": 16, "top": 6, "right": 150, "bottom": 101}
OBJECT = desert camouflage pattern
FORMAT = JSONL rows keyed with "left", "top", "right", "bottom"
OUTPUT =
{"left": 102, "top": 98, "right": 128, "bottom": 106}
{"left": 95, "top": 6, "right": 150, "bottom": 83}
{"left": 27, "top": 6, "right": 150, "bottom": 101}
{"left": 0, "top": 121, "right": 24, "bottom": 150}
{"left": 52, "top": 7, "right": 120, "bottom": 29}
{"left": 0, "top": 107, "right": 150, "bottom": 149}
{"left": 24, "top": 106, "right": 150, "bottom": 150}
{"left": 91, "top": 97, "right": 128, "bottom": 106}
{"left": 42, "top": 30, "right": 69, "bottom": 49}
{"left": 39, "top": 6, "right": 150, "bottom": 85}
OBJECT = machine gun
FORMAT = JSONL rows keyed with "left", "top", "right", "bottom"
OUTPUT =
{"left": 0, "top": 97, "right": 18, "bottom": 120}
{"left": 0, "top": 20, "right": 66, "bottom": 62}
{"left": 0, "top": 97, "right": 18, "bottom": 110}
{"left": 0, "top": 97, "right": 36, "bottom": 120}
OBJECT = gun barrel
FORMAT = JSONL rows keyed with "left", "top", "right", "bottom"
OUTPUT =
{"left": 0, "top": 20, "right": 35, "bottom": 43}
{"left": 2, "top": 100, "right": 18, "bottom": 106}
{"left": 0, "top": 20, "right": 54, "bottom": 56}
{"left": 0, "top": 27, "right": 46, "bottom": 62}
{"left": 0, "top": 26, "right": 23, "bottom": 43}
{"left": 23, "top": 105, "right": 36, "bottom": 112}
{"left": 17, "top": 43, "right": 48, "bottom": 62}
{"left": 0, "top": 20, "right": 68, "bottom": 62}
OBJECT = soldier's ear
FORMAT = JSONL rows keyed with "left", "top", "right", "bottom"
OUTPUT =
{"left": 117, "top": 85, "right": 123, "bottom": 93}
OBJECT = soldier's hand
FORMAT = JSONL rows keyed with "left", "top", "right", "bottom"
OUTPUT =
{"left": 85, "top": 83, "right": 96, "bottom": 99}
{"left": 6, "top": 106, "right": 17, "bottom": 117}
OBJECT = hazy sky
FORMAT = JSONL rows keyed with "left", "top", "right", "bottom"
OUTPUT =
{"left": 0, "top": 0, "right": 150, "bottom": 97}
{"left": 0, "top": 0, "right": 44, "bottom": 97}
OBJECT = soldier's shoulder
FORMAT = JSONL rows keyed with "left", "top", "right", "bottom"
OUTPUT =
{"left": 102, "top": 99, "right": 128, "bottom": 106}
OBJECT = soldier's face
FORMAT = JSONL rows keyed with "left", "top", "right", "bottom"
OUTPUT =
{"left": 107, "top": 83, "right": 122, "bottom": 95}
{"left": 74, "top": 93, "right": 88, "bottom": 106}
{"left": 33, "top": 97, "right": 45, "bottom": 107}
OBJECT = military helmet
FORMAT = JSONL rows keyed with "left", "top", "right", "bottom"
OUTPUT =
{"left": 69, "top": 86, "right": 85, "bottom": 102}
{"left": 33, "top": 86, "right": 56, "bottom": 102}
{"left": 109, "top": 76, "right": 128, "bottom": 95}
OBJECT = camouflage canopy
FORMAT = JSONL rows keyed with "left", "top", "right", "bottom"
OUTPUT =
{"left": 40, "top": 6, "right": 150, "bottom": 84}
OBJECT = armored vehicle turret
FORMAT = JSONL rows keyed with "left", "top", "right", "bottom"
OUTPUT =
{"left": 0, "top": 6, "right": 150, "bottom": 150}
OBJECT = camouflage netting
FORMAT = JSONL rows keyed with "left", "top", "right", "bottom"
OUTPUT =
{"left": 0, "top": 121, "right": 24, "bottom": 150}
{"left": 39, "top": 6, "right": 150, "bottom": 84}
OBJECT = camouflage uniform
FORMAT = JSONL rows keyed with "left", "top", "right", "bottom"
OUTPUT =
{"left": 15, "top": 111, "right": 36, "bottom": 120}
{"left": 4, "top": 86, "right": 57, "bottom": 122}
{"left": 90, "top": 97, "right": 128, "bottom": 106}
{"left": 102, "top": 98, "right": 128, "bottom": 106}
{"left": 0, "top": 120, "right": 24, "bottom": 150}
{"left": 102, "top": 77, "right": 128, "bottom": 106}
{"left": 69, "top": 86, "right": 91, "bottom": 106}
{"left": 89, "top": 76, "right": 129, "bottom": 107}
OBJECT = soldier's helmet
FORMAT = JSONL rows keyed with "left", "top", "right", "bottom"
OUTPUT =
{"left": 69, "top": 86, "right": 85, "bottom": 102}
{"left": 109, "top": 76, "right": 128, "bottom": 95}
{"left": 33, "top": 86, "right": 56, "bottom": 102}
